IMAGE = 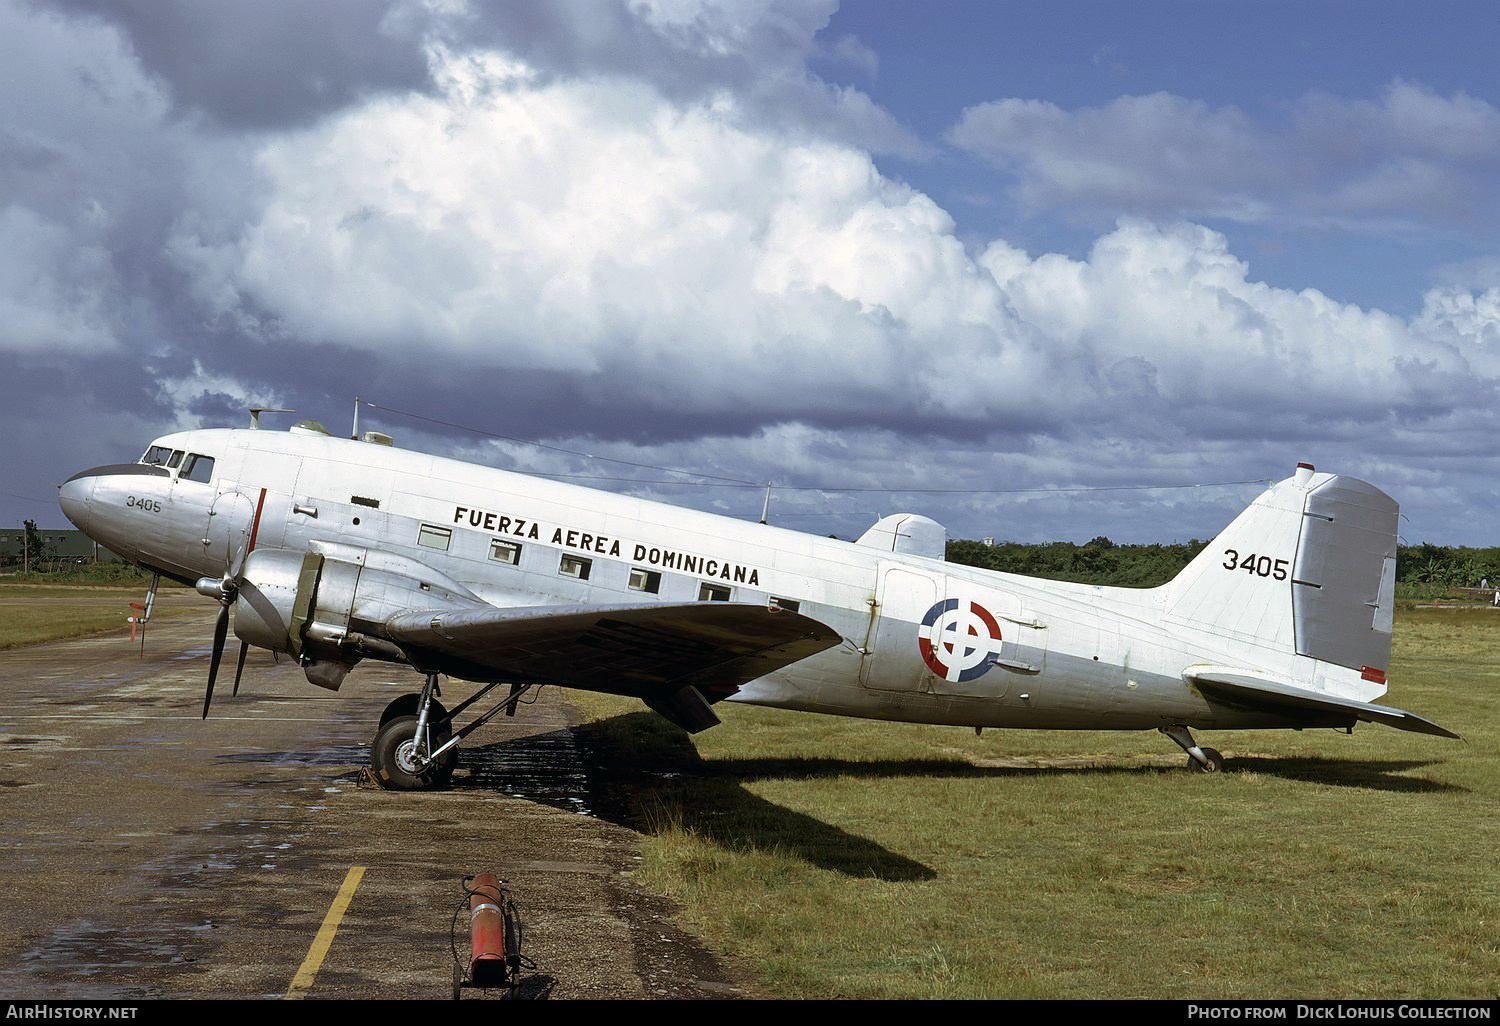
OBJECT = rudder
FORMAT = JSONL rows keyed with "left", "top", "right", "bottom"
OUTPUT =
{"left": 1290, "top": 474, "right": 1397, "bottom": 682}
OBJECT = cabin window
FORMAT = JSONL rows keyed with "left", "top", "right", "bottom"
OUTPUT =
{"left": 559, "top": 555, "right": 591, "bottom": 580}
{"left": 141, "top": 445, "right": 174, "bottom": 466}
{"left": 166, "top": 450, "right": 185, "bottom": 469}
{"left": 698, "top": 582, "right": 731, "bottom": 602}
{"left": 628, "top": 568, "right": 661, "bottom": 593}
{"left": 417, "top": 524, "right": 452, "bottom": 551}
{"left": 769, "top": 597, "right": 800, "bottom": 613}
{"left": 180, "top": 454, "right": 215, "bottom": 483}
{"left": 489, "top": 540, "right": 522, "bottom": 565}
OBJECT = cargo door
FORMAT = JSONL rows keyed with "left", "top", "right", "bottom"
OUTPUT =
{"left": 860, "top": 563, "right": 941, "bottom": 693}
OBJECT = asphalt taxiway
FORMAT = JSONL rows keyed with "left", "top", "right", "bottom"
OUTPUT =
{"left": 0, "top": 595, "right": 745, "bottom": 1000}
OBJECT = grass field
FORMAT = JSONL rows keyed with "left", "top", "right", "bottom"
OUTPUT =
{"left": 5, "top": 584, "right": 1493, "bottom": 997}
{"left": 570, "top": 606, "right": 1499, "bottom": 999}
{"left": 0, "top": 582, "right": 161, "bottom": 649}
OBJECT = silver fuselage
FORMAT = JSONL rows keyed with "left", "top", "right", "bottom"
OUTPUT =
{"left": 59, "top": 427, "right": 1378, "bottom": 732}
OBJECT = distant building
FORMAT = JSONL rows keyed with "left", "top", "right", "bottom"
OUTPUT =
{"left": 0, "top": 527, "right": 126, "bottom": 565}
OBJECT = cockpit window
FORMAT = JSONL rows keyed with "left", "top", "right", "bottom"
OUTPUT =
{"left": 181, "top": 454, "right": 215, "bottom": 484}
{"left": 140, "top": 445, "right": 214, "bottom": 482}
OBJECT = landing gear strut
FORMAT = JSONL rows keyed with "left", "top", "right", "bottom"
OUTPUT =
{"left": 368, "top": 673, "right": 536, "bottom": 791}
{"left": 1159, "top": 725, "right": 1225, "bottom": 773}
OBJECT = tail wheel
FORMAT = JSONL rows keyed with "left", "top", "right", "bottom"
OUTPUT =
{"left": 371, "top": 715, "right": 457, "bottom": 791}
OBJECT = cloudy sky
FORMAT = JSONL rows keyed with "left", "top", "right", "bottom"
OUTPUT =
{"left": 6, "top": 0, "right": 1500, "bottom": 547}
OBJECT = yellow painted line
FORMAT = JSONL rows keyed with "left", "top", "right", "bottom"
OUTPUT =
{"left": 285, "top": 866, "right": 367, "bottom": 1000}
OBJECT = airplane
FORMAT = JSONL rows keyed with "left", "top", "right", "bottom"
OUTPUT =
{"left": 57, "top": 417, "right": 1458, "bottom": 789}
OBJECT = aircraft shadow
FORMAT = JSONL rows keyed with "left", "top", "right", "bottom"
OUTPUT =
{"left": 455, "top": 714, "right": 1464, "bottom": 875}
{"left": 630, "top": 751, "right": 1462, "bottom": 795}
{"left": 458, "top": 713, "right": 937, "bottom": 881}
{"left": 1217, "top": 755, "right": 1462, "bottom": 793}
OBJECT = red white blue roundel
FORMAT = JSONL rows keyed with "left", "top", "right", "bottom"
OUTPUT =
{"left": 918, "top": 599, "right": 1004, "bottom": 682}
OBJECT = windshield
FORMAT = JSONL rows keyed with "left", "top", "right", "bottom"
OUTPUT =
{"left": 140, "top": 444, "right": 216, "bottom": 483}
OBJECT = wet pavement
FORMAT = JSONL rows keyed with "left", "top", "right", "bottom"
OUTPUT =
{"left": 0, "top": 594, "right": 748, "bottom": 1000}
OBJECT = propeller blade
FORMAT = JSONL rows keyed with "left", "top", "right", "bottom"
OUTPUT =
{"left": 232, "top": 640, "right": 249, "bottom": 697}
{"left": 228, "top": 541, "right": 249, "bottom": 582}
{"left": 204, "top": 600, "right": 230, "bottom": 719}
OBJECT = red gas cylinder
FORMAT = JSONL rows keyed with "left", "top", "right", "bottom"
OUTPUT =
{"left": 467, "top": 874, "right": 509, "bottom": 987}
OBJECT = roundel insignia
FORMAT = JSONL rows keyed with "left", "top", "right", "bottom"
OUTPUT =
{"left": 917, "top": 599, "right": 1004, "bottom": 683}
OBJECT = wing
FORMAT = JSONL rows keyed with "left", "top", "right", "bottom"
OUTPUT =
{"left": 1185, "top": 667, "right": 1460, "bottom": 739}
{"left": 383, "top": 601, "right": 840, "bottom": 732}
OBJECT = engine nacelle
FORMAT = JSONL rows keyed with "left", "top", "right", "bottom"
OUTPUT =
{"left": 232, "top": 544, "right": 486, "bottom": 690}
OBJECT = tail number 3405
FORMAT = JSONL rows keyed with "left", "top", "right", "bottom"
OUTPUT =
{"left": 1222, "top": 549, "right": 1289, "bottom": 580}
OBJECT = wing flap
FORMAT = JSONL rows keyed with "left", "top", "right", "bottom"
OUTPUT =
{"left": 1185, "top": 667, "right": 1460, "bottom": 739}
{"left": 382, "top": 601, "right": 839, "bottom": 731}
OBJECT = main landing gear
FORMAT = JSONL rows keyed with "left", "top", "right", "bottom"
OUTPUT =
{"left": 1159, "top": 725, "right": 1225, "bottom": 774}
{"left": 369, "top": 673, "right": 535, "bottom": 791}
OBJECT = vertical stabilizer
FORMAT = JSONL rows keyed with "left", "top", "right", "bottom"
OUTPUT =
{"left": 1162, "top": 470, "right": 1313, "bottom": 653}
{"left": 1161, "top": 466, "right": 1398, "bottom": 695}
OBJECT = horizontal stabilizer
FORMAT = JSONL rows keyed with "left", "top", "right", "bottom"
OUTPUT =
{"left": 1185, "top": 667, "right": 1460, "bottom": 739}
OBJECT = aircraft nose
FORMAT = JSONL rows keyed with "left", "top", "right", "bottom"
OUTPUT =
{"left": 58, "top": 468, "right": 98, "bottom": 534}
{"left": 59, "top": 462, "right": 170, "bottom": 562}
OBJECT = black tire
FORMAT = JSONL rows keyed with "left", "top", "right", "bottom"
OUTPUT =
{"left": 1188, "top": 746, "right": 1224, "bottom": 773}
{"left": 370, "top": 715, "right": 457, "bottom": 790}
{"left": 379, "top": 693, "right": 450, "bottom": 730}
